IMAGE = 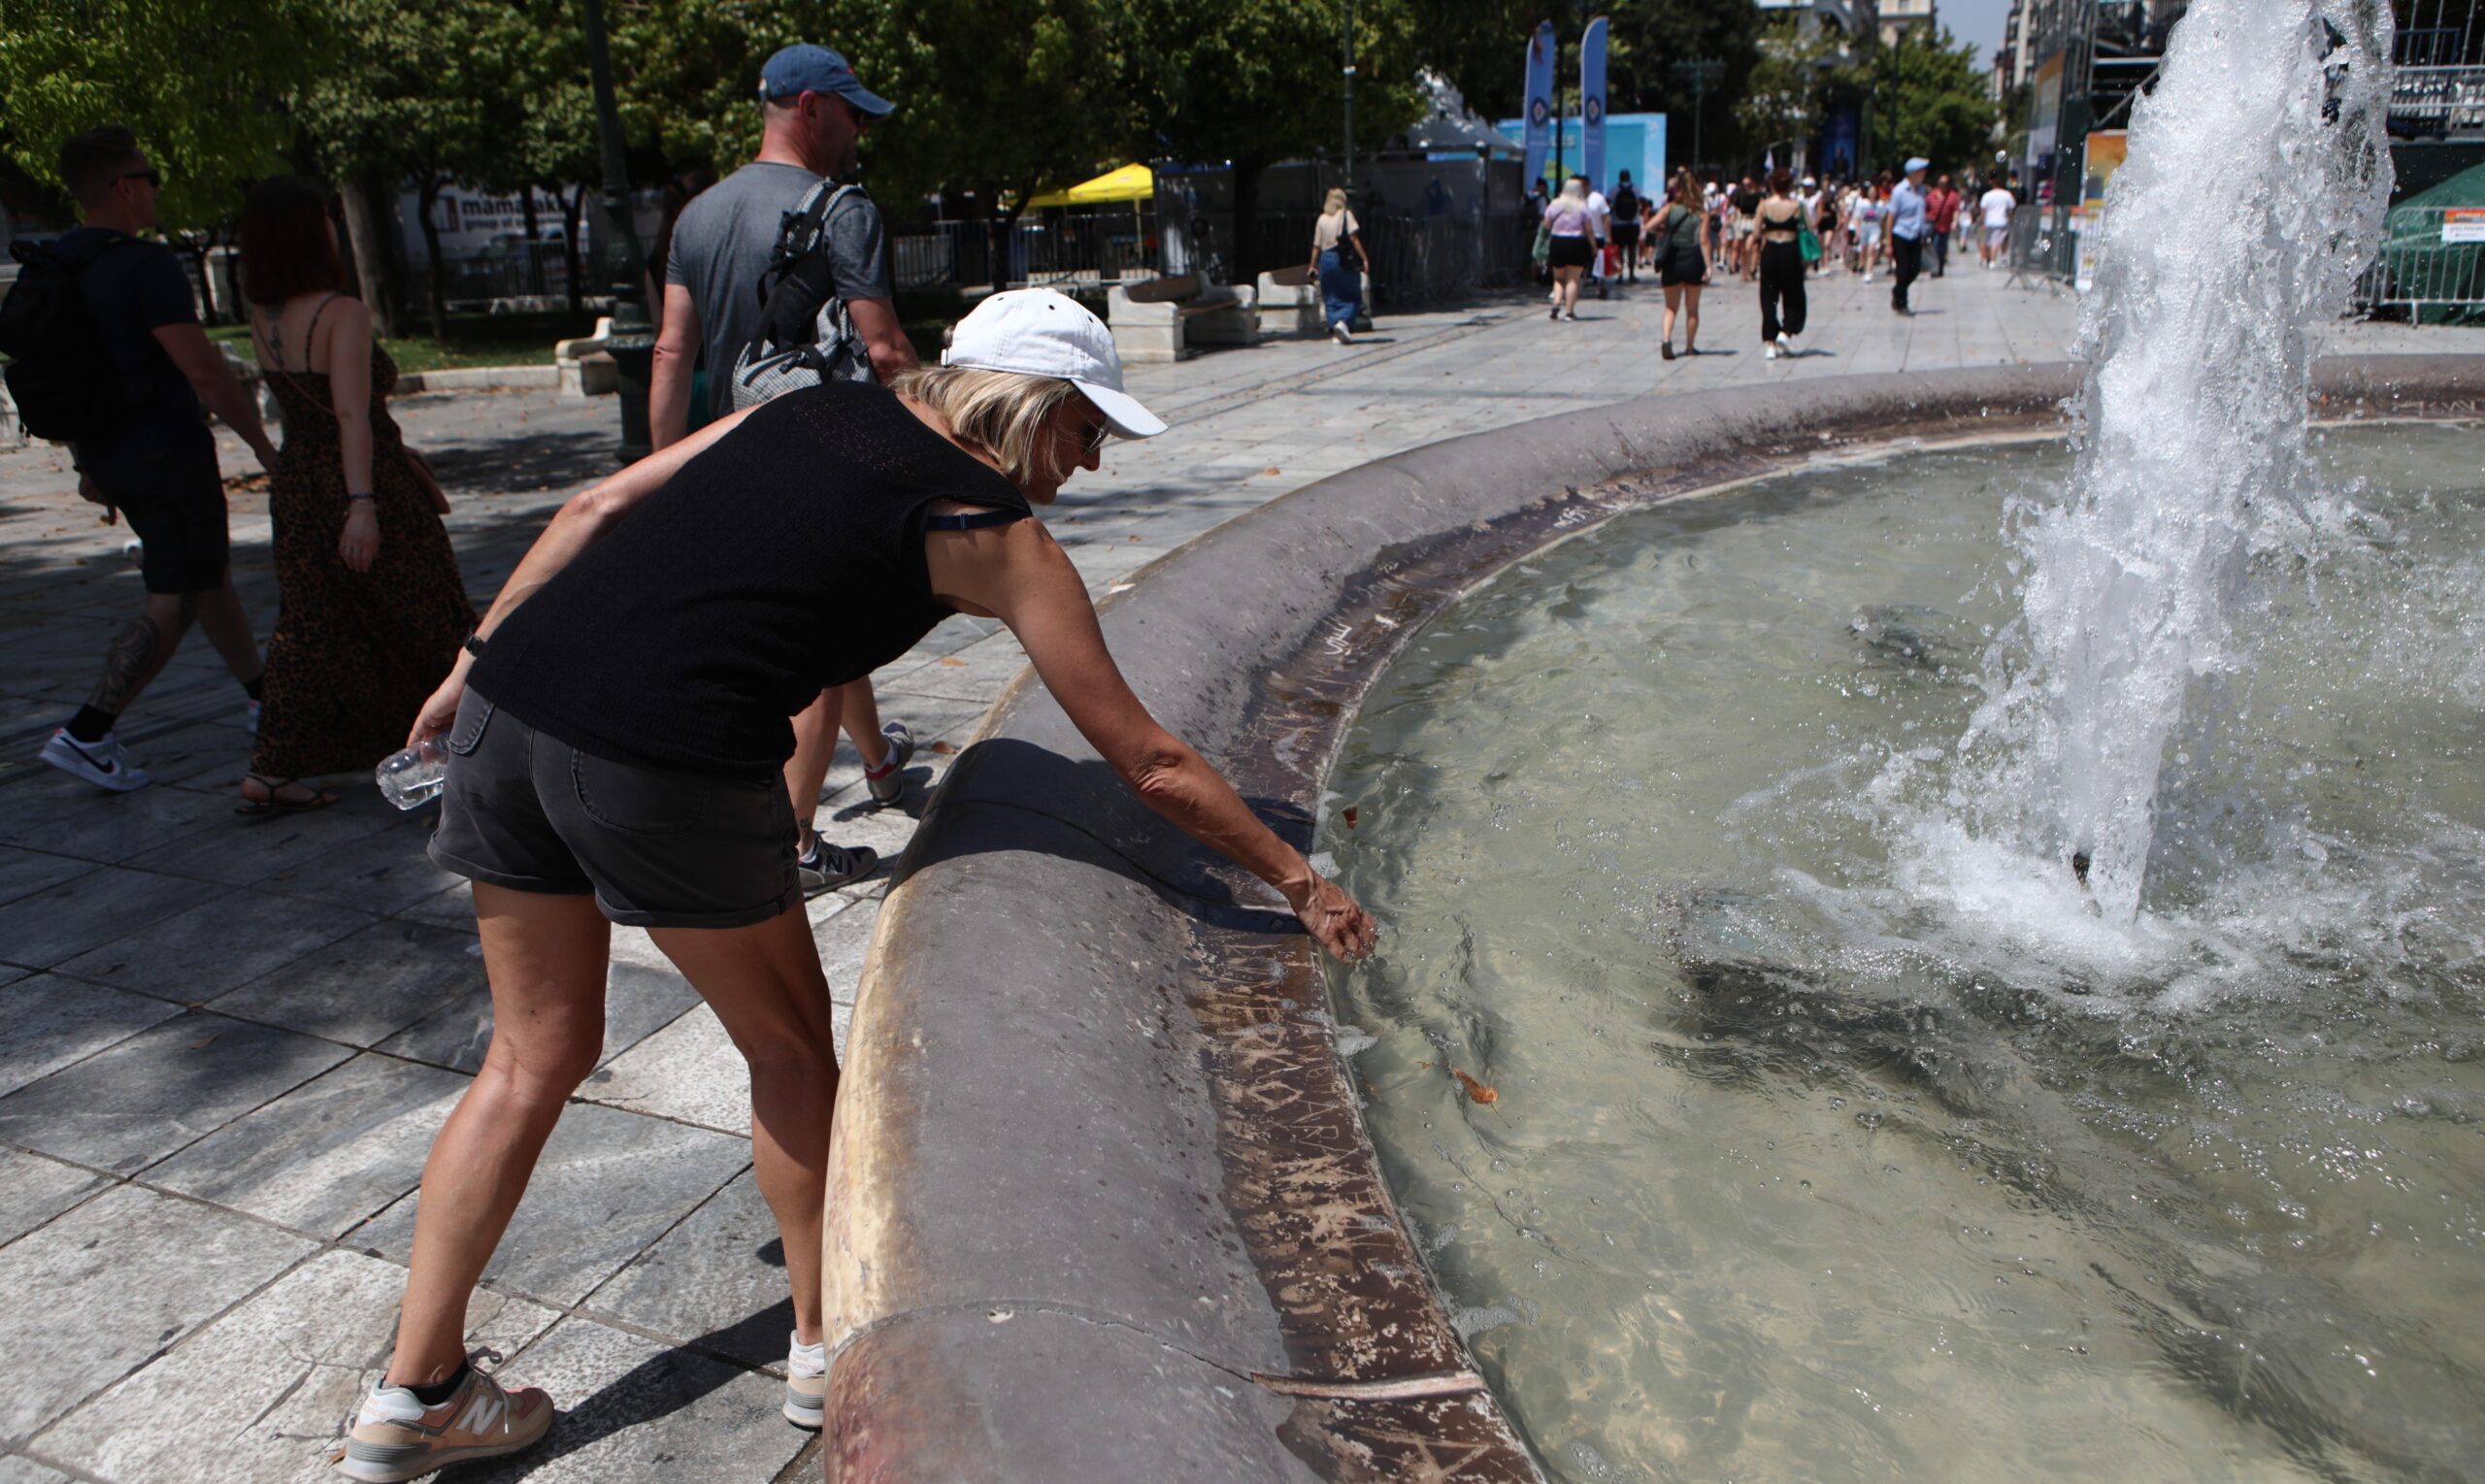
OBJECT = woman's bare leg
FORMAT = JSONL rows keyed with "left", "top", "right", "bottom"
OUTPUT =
{"left": 648, "top": 905, "right": 840, "bottom": 1346}
{"left": 1683, "top": 287, "right": 1703, "bottom": 351}
{"left": 387, "top": 885, "right": 611, "bottom": 1386}
{"left": 837, "top": 679, "right": 887, "bottom": 771}
{"left": 782, "top": 688, "right": 845, "bottom": 842}
{"left": 1663, "top": 284, "right": 1681, "bottom": 346}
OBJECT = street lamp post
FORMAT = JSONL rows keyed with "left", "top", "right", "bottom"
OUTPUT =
{"left": 1342, "top": 0, "right": 1356, "bottom": 193}
{"left": 1671, "top": 56, "right": 1723, "bottom": 172}
{"left": 582, "top": 0, "right": 652, "bottom": 463}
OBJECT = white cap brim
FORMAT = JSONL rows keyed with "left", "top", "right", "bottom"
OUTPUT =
{"left": 1073, "top": 379, "right": 1165, "bottom": 440}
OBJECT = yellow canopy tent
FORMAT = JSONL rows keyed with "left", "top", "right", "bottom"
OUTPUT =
{"left": 1024, "top": 162, "right": 1154, "bottom": 210}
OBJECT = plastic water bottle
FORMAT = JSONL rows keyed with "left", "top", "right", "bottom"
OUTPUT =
{"left": 376, "top": 740, "right": 448, "bottom": 809}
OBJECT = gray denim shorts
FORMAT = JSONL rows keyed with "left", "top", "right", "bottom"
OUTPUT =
{"left": 428, "top": 688, "right": 801, "bottom": 930}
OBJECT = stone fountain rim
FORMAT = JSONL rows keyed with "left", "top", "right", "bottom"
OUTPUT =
{"left": 817, "top": 355, "right": 2485, "bottom": 1482}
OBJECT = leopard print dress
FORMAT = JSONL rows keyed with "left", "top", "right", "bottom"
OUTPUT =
{"left": 252, "top": 335, "right": 476, "bottom": 779}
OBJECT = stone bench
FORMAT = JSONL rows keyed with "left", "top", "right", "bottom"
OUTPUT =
{"left": 1254, "top": 265, "right": 1373, "bottom": 339}
{"left": 553, "top": 316, "right": 620, "bottom": 398}
{"left": 1105, "top": 273, "right": 1257, "bottom": 363}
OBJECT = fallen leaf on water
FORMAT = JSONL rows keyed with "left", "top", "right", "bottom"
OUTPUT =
{"left": 1417, "top": 1059, "right": 1432, "bottom": 1071}
{"left": 1451, "top": 1067, "right": 1498, "bottom": 1105}
{"left": 929, "top": 740, "right": 956, "bottom": 755}
{"left": 1342, "top": 807, "right": 1359, "bottom": 829}
{"left": 939, "top": 656, "right": 967, "bottom": 667}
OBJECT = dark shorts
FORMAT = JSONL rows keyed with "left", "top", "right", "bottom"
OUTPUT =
{"left": 75, "top": 415, "right": 227, "bottom": 594}
{"left": 1547, "top": 235, "right": 1595, "bottom": 270}
{"left": 1659, "top": 247, "right": 1708, "bottom": 287}
{"left": 428, "top": 688, "right": 801, "bottom": 930}
{"left": 1612, "top": 223, "right": 1641, "bottom": 248}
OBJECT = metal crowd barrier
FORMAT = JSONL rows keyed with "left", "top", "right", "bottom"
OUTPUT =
{"left": 2354, "top": 205, "right": 2485, "bottom": 321}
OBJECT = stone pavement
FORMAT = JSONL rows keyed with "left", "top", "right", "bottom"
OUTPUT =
{"left": 0, "top": 266, "right": 2474, "bottom": 1483}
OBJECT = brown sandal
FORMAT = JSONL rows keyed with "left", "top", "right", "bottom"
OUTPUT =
{"left": 237, "top": 774, "right": 341, "bottom": 816}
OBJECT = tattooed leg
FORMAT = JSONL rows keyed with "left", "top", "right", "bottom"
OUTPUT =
{"left": 84, "top": 592, "right": 193, "bottom": 718}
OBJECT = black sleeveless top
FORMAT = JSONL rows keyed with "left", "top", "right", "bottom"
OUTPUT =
{"left": 472, "top": 381, "right": 1030, "bottom": 776}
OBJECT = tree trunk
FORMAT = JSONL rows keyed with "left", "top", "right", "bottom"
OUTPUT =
{"left": 559, "top": 181, "right": 586, "bottom": 316}
{"left": 416, "top": 175, "right": 449, "bottom": 342}
{"left": 519, "top": 186, "right": 547, "bottom": 297}
{"left": 337, "top": 175, "right": 400, "bottom": 339}
{"left": 1230, "top": 156, "right": 1268, "bottom": 286}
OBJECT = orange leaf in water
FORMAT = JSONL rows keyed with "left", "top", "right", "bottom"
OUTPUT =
{"left": 1342, "top": 807, "right": 1359, "bottom": 829}
{"left": 1451, "top": 1067, "right": 1498, "bottom": 1105}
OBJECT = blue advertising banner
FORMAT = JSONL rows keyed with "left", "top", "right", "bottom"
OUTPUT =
{"left": 1579, "top": 16, "right": 1609, "bottom": 192}
{"left": 1521, "top": 21, "right": 1555, "bottom": 189}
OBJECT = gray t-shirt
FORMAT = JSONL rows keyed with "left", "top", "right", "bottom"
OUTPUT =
{"left": 664, "top": 160, "right": 893, "bottom": 422}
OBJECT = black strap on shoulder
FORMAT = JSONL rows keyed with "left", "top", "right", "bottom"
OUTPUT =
{"left": 925, "top": 509, "right": 1025, "bottom": 532}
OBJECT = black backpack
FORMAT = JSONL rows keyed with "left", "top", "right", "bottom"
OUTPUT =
{"left": 728, "top": 180, "right": 874, "bottom": 408}
{"left": 0, "top": 235, "right": 149, "bottom": 444}
{"left": 1611, "top": 183, "right": 1639, "bottom": 220}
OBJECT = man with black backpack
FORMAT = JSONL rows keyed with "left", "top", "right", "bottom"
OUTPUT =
{"left": 3, "top": 125, "right": 279, "bottom": 792}
{"left": 647, "top": 43, "right": 917, "bottom": 896}
{"left": 1608, "top": 172, "right": 1640, "bottom": 284}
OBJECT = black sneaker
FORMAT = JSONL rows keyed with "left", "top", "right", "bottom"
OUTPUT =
{"left": 796, "top": 835, "right": 878, "bottom": 894}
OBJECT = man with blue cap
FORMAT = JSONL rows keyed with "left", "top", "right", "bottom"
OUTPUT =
{"left": 1887, "top": 156, "right": 1932, "bottom": 316}
{"left": 649, "top": 44, "right": 917, "bottom": 903}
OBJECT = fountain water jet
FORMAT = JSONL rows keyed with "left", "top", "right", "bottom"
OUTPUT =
{"left": 1945, "top": 0, "right": 2395, "bottom": 926}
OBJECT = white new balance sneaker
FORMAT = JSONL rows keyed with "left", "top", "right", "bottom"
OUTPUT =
{"left": 39, "top": 728, "right": 149, "bottom": 792}
{"left": 784, "top": 1331, "right": 827, "bottom": 1429}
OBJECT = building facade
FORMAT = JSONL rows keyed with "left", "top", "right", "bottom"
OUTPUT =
{"left": 1879, "top": 0, "right": 1939, "bottom": 47}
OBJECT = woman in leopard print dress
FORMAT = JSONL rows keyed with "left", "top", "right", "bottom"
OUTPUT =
{"left": 239, "top": 178, "right": 474, "bottom": 811}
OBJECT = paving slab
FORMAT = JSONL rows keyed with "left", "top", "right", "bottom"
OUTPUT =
{"left": 37, "top": 1248, "right": 558, "bottom": 1484}
{"left": 123, "top": 794, "right": 412, "bottom": 889}
{"left": 588, "top": 1169, "right": 792, "bottom": 1370}
{"left": 249, "top": 828, "right": 471, "bottom": 917}
{"left": 580, "top": 1005, "right": 748, "bottom": 1136}
{"left": 0, "top": 1147, "right": 111, "bottom": 1247}
{"left": 52, "top": 888, "right": 376, "bottom": 1003}
{"left": 0, "top": 1010, "right": 350, "bottom": 1172}
{"left": 0, "top": 846, "right": 92, "bottom": 909}
{"left": 0, "top": 865, "right": 227, "bottom": 972}
{"left": 0, "top": 973, "right": 183, "bottom": 1099}
{"left": 453, "top": 1316, "right": 806, "bottom": 1484}
{"left": 0, "top": 1183, "right": 315, "bottom": 1439}
{"left": 210, "top": 920, "right": 488, "bottom": 1048}
{"left": 147, "top": 1052, "right": 472, "bottom": 1237}
{"left": 348, "top": 1099, "right": 746, "bottom": 1306}
{"left": 0, "top": 1454, "right": 73, "bottom": 1483}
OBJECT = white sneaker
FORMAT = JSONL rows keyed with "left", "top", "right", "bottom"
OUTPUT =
{"left": 1764, "top": 342, "right": 1780, "bottom": 360}
{"left": 864, "top": 721, "right": 915, "bottom": 807}
{"left": 1331, "top": 321, "right": 1352, "bottom": 345}
{"left": 1776, "top": 333, "right": 1796, "bottom": 359}
{"left": 783, "top": 1332, "right": 827, "bottom": 1429}
{"left": 40, "top": 728, "right": 149, "bottom": 792}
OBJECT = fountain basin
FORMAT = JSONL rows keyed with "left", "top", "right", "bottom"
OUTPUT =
{"left": 820, "top": 358, "right": 2485, "bottom": 1481}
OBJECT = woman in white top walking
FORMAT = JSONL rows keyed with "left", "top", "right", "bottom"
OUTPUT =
{"left": 1541, "top": 178, "right": 1597, "bottom": 322}
{"left": 1309, "top": 188, "right": 1373, "bottom": 343}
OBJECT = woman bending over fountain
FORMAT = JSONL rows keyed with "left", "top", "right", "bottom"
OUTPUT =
{"left": 326, "top": 289, "right": 1377, "bottom": 1482}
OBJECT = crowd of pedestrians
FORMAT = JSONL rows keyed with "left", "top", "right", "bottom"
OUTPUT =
{"left": 1523, "top": 152, "right": 2028, "bottom": 361}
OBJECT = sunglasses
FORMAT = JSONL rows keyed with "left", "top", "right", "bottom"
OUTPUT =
{"left": 118, "top": 168, "right": 162, "bottom": 188}
{"left": 1079, "top": 416, "right": 1110, "bottom": 455}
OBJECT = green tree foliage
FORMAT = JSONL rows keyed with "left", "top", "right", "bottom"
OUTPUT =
{"left": 294, "top": 0, "right": 536, "bottom": 339}
{"left": 1734, "top": 17, "right": 1860, "bottom": 170}
{"left": 1604, "top": 0, "right": 1763, "bottom": 158}
{"left": 0, "top": 0, "right": 330, "bottom": 230}
{"left": 1871, "top": 25, "right": 1998, "bottom": 175}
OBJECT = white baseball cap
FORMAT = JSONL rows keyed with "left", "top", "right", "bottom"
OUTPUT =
{"left": 941, "top": 288, "right": 1166, "bottom": 440}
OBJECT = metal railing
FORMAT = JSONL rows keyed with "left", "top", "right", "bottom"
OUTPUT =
{"left": 2355, "top": 206, "right": 2485, "bottom": 320}
{"left": 414, "top": 243, "right": 581, "bottom": 310}
{"left": 2390, "top": 64, "right": 2485, "bottom": 134}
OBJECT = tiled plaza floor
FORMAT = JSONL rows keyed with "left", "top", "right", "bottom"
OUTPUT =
{"left": 0, "top": 266, "right": 2475, "bottom": 1482}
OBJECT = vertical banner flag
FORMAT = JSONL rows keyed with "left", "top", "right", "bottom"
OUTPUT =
{"left": 1579, "top": 16, "right": 1609, "bottom": 192}
{"left": 1522, "top": 21, "right": 1555, "bottom": 188}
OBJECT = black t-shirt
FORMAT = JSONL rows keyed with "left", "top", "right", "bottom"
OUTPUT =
{"left": 1732, "top": 187, "right": 1762, "bottom": 215}
{"left": 55, "top": 226, "right": 200, "bottom": 428}
{"left": 471, "top": 381, "right": 1032, "bottom": 776}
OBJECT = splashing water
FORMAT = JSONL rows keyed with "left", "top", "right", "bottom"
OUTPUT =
{"left": 1934, "top": 0, "right": 2394, "bottom": 926}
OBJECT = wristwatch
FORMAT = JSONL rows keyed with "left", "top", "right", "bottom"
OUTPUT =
{"left": 462, "top": 632, "right": 488, "bottom": 660}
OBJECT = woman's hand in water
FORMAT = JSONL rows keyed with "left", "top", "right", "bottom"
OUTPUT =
{"left": 1290, "top": 870, "right": 1378, "bottom": 962}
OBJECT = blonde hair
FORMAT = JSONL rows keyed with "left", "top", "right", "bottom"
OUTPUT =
{"left": 1322, "top": 186, "right": 1349, "bottom": 214}
{"left": 1559, "top": 177, "right": 1587, "bottom": 204}
{"left": 888, "top": 364, "right": 1083, "bottom": 486}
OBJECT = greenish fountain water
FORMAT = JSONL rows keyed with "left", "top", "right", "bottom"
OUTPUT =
{"left": 1320, "top": 426, "right": 2485, "bottom": 1481}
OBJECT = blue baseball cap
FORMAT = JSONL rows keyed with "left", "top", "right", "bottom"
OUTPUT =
{"left": 757, "top": 45, "right": 893, "bottom": 116}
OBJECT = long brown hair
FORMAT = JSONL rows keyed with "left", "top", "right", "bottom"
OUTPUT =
{"left": 240, "top": 176, "right": 347, "bottom": 305}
